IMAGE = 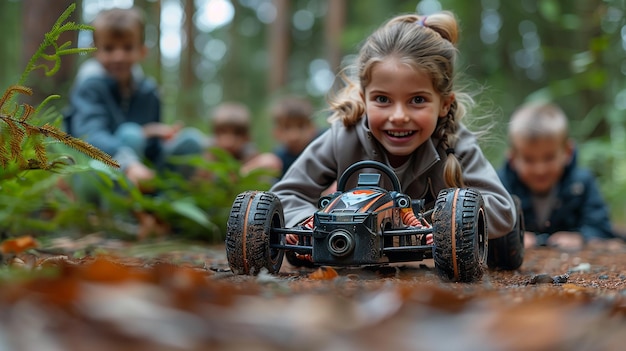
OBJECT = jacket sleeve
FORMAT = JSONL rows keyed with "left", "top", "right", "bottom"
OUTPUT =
{"left": 70, "top": 78, "right": 126, "bottom": 157}
{"left": 270, "top": 127, "right": 339, "bottom": 228}
{"left": 456, "top": 128, "right": 517, "bottom": 239}
{"left": 578, "top": 171, "right": 614, "bottom": 240}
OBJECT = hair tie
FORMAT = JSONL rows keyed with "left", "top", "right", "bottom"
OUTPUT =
{"left": 419, "top": 16, "right": 428, "bottom": 27}
{"left": 445, "top": 148, "right": 455, "bottom": 155}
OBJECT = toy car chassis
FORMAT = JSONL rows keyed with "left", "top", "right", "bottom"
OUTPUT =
{"left": 226, "top": 160, "right": 489, "bottom": 282}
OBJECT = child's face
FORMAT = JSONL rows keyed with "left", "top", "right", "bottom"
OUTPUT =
{"left": 273, "top": 119, "right": 317, "bottom": 155}
{"left": 214, "top": 125, "right": 249, "bottom": 158}
{"left": 509, "top": 136, "right": 573, "bottom": 195}
{"left": 363, "top": 57, "right": 453, "bottom": 166}
{"left": 94, "top": 28, "right": 146, "bottom": 85}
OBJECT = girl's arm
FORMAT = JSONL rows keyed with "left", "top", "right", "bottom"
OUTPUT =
{"left": 270, "top": 129, "right": 339, "bottom": 228}
{"left": 455, "top": 128, "right": 517, "bottom": 239}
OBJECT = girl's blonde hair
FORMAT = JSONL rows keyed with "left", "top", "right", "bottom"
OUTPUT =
{"left": 327, "top": 11, "right": 471, "bottom": 187}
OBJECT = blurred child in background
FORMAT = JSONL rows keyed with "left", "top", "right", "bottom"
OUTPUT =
{"left": 200, "top": 102, "right": 280, "bottom": 177}
{"left": 498, "top": 101, "right": 615, "bottom": 251}
{"left": 270, "top": 95, "right": 322, "bottom": 178}
{"left": 65, "top": 7, "right": 203, "bottom": 237}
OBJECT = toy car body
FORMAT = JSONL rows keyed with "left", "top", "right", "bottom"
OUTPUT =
{"left": 226, "top": 160, "right": 489, "bottom": 282}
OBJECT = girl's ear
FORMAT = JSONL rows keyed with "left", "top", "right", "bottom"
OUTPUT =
{"left": 439, "top": 93, "right": 455, "bottom": 118}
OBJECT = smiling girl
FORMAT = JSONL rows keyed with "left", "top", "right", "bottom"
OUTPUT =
{"left": 270, "top": 11, "right": 522, "bottom": 270}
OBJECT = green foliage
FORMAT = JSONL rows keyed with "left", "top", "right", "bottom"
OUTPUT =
{"left": 146, "top": 149, "right": 276, "bottom": 241}
{"left": 0, "top": 3, "right": 117, "bottom": 238}
{"left": 53, "top": 151, "right": 275, "bottom": 242}
{"left": 17, "top": 3, "right": 95, "bottom": 86}
{"left": 0, "top": 85, "right": 119, "bottom": 174}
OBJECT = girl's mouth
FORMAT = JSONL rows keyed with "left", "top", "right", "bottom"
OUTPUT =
{"left": 386, "top": 130, "right": 415, "bottom": 138}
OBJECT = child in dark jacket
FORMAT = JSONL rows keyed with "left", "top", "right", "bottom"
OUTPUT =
{"left": 65, "top": 7, "right": 203, "bottom": 237}
{"left": 270, "top": 95, "right": 322, "bottom": 178}
{"left": 66, "top": 7, "right": 203, "bottom": 188}
{"left": 498, "top": 101, "right": 614, "bottom": 251}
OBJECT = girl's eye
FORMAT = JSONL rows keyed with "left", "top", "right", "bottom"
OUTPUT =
{"left": 411, "top": 96, "right": 425, "bottom": 104}
{"left": 374, "top": 96, "right": 389, "bottom": 103}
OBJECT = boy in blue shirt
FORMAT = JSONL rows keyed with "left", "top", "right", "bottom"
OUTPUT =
{"left": 65, "top": 7, "right": 203, "bottom": 236}
{"left": 67, "top": 7, "right": 202, "bottom": 189}
{"left": 270, "top": 95, "right": 321, "bottom": 178}
{"left": 498, "top": 102, "right": 614, "bottom": 250}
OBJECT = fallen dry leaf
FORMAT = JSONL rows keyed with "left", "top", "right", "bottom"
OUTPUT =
{"left": 1, "top": 235, "right": 38, "bottom": 254}
{"left": 309, "top": 266, "right": 339, "bottom": 280}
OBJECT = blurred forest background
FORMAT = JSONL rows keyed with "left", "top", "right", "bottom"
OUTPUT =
{"left": 1, "top": 0, "right": 625, "bottom": 235}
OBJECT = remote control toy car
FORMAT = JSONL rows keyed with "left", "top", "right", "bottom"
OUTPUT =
{"left": 226, "top": 160, "right": 506, "bottom": 282}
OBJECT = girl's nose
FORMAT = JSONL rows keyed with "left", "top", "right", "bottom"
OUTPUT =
{"left": 388, "top": 105, "right": 409, "bottom": 123}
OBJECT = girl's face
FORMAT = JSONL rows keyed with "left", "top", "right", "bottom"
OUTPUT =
{"left": 363, "top": 57, "right": 453, "bottom": 167}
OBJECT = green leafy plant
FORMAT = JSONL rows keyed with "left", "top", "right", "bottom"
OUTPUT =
{"left": 0, "top": 86, "right": 118, "bottom": 174}
{"left": 0, "top": 3, "right": 119, "bottom": 236}
{"left": 154, "top": 149, "right": 276, "bottom": 239}
{"left": 0, "top": 3, "right": 117, "bottom": 174}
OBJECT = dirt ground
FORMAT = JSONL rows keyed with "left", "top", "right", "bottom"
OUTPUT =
{"left": 1, "top": 235, "right": 626, "bottom": 351}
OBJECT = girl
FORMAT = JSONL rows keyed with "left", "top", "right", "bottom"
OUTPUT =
{"left": 269, "top": 11, "right": 521, "bottom": 270}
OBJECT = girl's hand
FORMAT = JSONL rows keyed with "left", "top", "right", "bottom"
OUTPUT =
{"left": 286, "top": 234, "right": 299, "bottom": 245}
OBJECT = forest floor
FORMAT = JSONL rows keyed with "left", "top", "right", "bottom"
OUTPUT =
{"left": 1, "top": 234, "right": 626, "bottom": 351}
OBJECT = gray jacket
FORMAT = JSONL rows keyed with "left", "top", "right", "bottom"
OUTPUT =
{"left": 269, "top": 117, "right": 516, "bottom": 239}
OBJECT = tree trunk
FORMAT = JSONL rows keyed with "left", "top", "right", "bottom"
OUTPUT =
{"left": 325, "top": 0, "right": 346, "bottom": 74}
{"left": 181, "top": 0, "right": 196, "bottom": 122}
{"left": 268, "top": 0, "right": 290, "bottom": 93}
{"left": 135, "top": 0, "right": 162, "bottom": 83}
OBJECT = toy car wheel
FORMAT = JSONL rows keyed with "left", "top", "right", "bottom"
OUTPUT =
{"left": 432, "top": 188, "right": 487, "bottom": 282}
{"left": 487, "top": 195, "right": 524, "bottom": 270}
{"left": 225, "top": 191, "right": 285, "bottom": 275}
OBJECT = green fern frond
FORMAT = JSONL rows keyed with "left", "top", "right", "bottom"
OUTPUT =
{"left": 18, "top": 3, "right": 95, "bottom": 85}
{"left": 23, "top": 123, "right": 41, "bottom": 137}
{"left": 0, "top": 3, "right": 121, "bottom": 177}
{"left": 34, "top": 95, "right": 60, "bottom": 116}
{"left": 5, "top": 120, "right": 25, "bottom": 159}
{"left": 33, "top": 140, "right": 48, "bottom": 167}
{"left": 39, "top": 124, "right": 119, "bottom": 168}
{"left": 0, "top": 133, "right": 7, "bottom": 168}
{"left": 0, "top": 86, "right": 32, "bottom": 116}
{"left": 0, "top": 87, "right": 120, "bottom": 171}
{"left": 54, "top": 3, "right": 75, "bottom": 27}
{"left": 19, "top": 104, "right": 35, "bottom": 122}
{"left": 58, "top": 47, "right": 97, "bottom": 56}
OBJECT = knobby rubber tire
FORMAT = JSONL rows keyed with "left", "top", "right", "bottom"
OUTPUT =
{"left": 225, "top": 191, "right": 285, "bottom": 275}
{"left": 432, "top": 188, "right": 487, "bottom": 282}
{"left": 487, "top": 196, "right": 525, "bottom": 270}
